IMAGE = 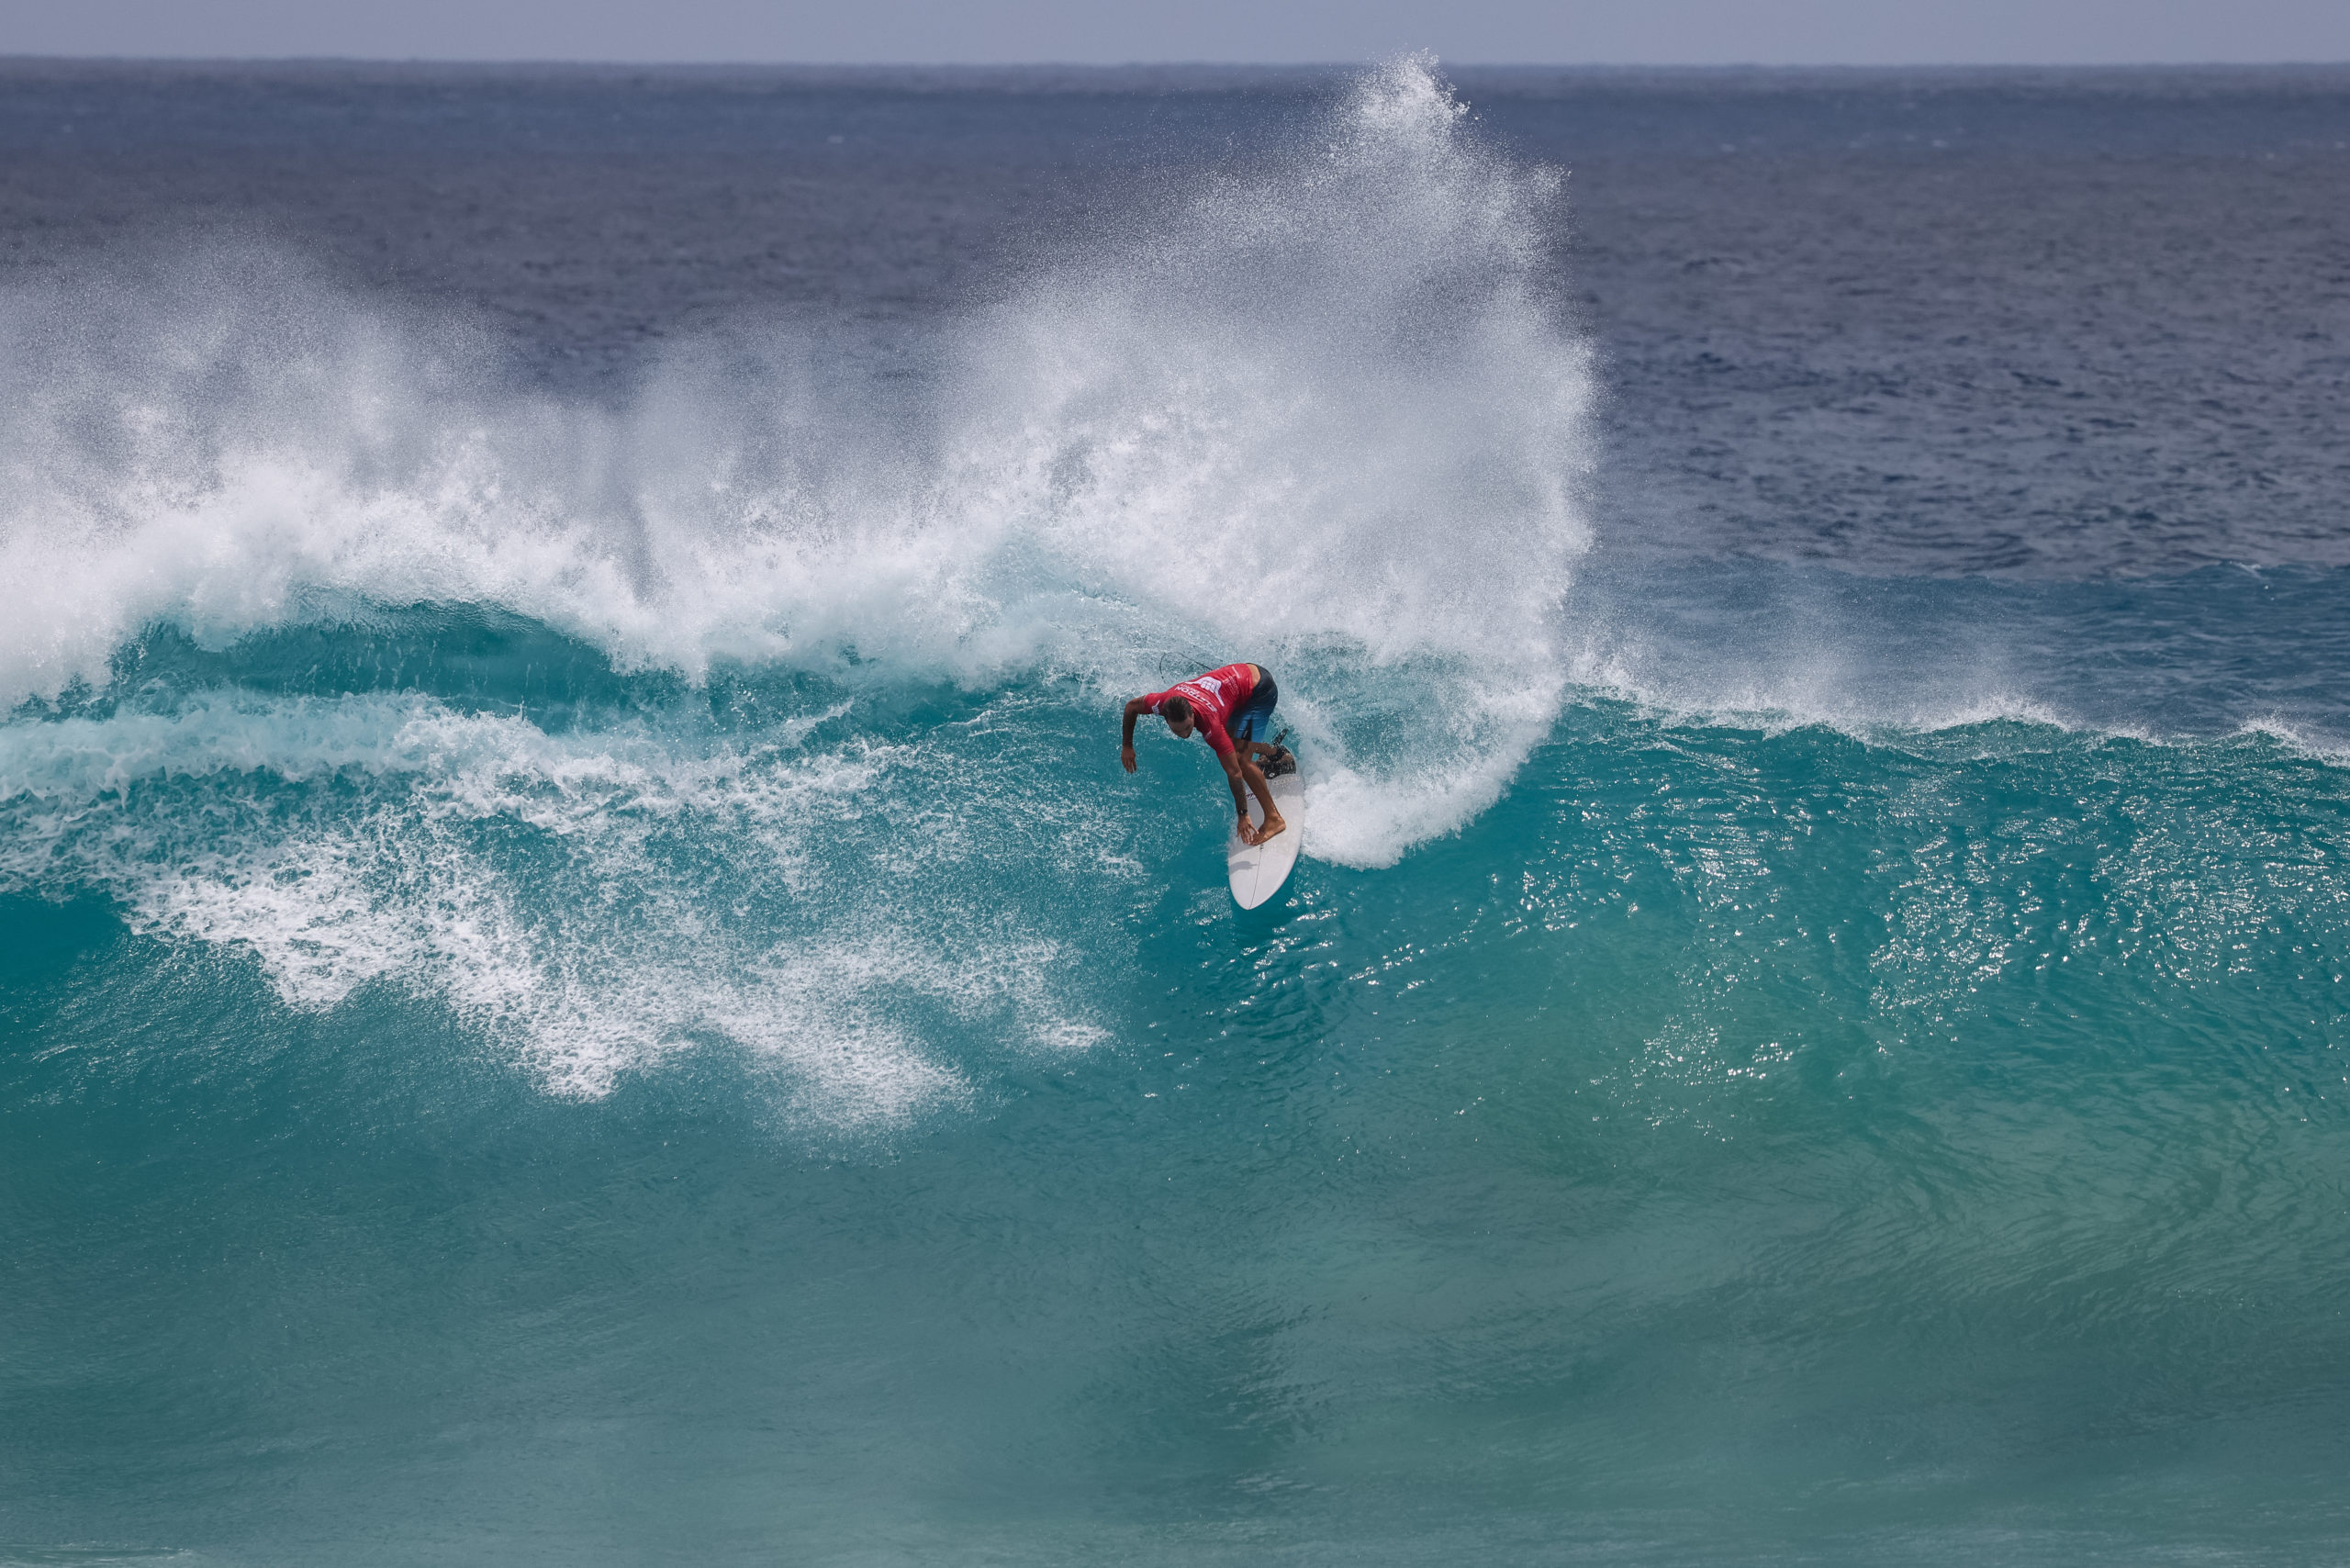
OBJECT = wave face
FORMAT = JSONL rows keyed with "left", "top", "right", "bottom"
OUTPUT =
{"left": 0, "top": 59, "right": 1585, "bottom": 1112}
{"left": 6, "top": 60, "right": 2350, "bottom": 1568}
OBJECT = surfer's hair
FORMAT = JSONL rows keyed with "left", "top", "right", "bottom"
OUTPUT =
{"left": 1159, "top": 695, "right": 1194, "bottom": 723}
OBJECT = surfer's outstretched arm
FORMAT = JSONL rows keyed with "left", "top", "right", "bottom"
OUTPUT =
{"left": 1119, "top": 697, "right": 1150, "bottom": 773}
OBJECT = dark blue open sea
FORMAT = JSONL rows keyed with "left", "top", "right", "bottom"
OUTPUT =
{"left": 5, "top": 56, "right": 2349, "bottom": 1565}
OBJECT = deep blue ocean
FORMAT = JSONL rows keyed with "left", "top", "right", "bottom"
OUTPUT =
{"left": 4, "top": 57, "right": 2349, "bottom": 1565}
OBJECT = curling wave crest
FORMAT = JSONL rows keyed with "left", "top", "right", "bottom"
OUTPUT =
{"left": 0, "top": 57, "right": 1591, "bottom": 873}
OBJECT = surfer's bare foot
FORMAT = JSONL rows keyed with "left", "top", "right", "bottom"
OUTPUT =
{"left": 1247, "top": 812, "right": 1287, "bottom": 846}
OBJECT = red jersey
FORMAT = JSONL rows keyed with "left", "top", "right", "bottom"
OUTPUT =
{"left": 1143, "top": 663, "right": 1259, "bottom": 762}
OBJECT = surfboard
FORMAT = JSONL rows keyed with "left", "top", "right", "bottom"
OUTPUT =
{"left": 1227, "top": 767, "right": 1304, "bottom": 911}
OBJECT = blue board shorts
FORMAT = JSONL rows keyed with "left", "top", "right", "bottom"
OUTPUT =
{"left": 1227, "top": 668, "right": 1279, "bottom": 745}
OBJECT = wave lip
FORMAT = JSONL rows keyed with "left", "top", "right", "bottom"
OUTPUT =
{"left": 1, "top": 55, "right": 1591, "bottom": 872}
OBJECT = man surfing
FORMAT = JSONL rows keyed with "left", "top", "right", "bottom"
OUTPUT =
{"left": 1121, "top": 663, "right": 1291, "bottom": 847}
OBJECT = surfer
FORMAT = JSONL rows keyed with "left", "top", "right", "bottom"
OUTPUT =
{"left": 1122, "top": 663, "right": 1290, "bottom": 846}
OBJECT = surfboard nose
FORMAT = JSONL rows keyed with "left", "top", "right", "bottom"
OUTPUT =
{"left": 1228, "top": 768, "right": 1305, "bottom": 910}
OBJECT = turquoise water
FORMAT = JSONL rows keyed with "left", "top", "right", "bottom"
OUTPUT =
{"left": 6, "top": 59, "right": 2350, "bottom": 1565}
{"left": 8, "top": 609, "right": 2348, "bottom": 1562}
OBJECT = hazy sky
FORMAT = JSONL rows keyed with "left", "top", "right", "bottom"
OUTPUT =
{"left": 9, "top": 0, "right": 2349, "bottom": 65}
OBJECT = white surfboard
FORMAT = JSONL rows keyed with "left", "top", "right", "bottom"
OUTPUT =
{"left": 1227, "top": 768, "right": 1304, "bottom": 910}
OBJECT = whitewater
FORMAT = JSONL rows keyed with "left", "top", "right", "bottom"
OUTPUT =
{"left": 5, "top": 57, "right": 2349, "bottom": 1567}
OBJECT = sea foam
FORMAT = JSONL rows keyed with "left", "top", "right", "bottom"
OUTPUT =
{"left": 0, "top": 686, "right": 1111, "bottom": 1114}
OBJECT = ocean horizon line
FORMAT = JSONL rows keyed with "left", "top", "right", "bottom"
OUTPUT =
{"left": 3, "top": 56, "right": 2349, "bottom": 85}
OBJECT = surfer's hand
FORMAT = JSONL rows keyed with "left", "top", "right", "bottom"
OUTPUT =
{"left": 1120, "top": 745, "right": 1137, "bottom": 774}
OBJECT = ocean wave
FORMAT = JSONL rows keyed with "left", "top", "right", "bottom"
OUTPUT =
{"left": 8, "top": 672, "right": 2343, "bottom": 1125}
{"left": 0, "top": 55, "right": 1590, "bottom": 872}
